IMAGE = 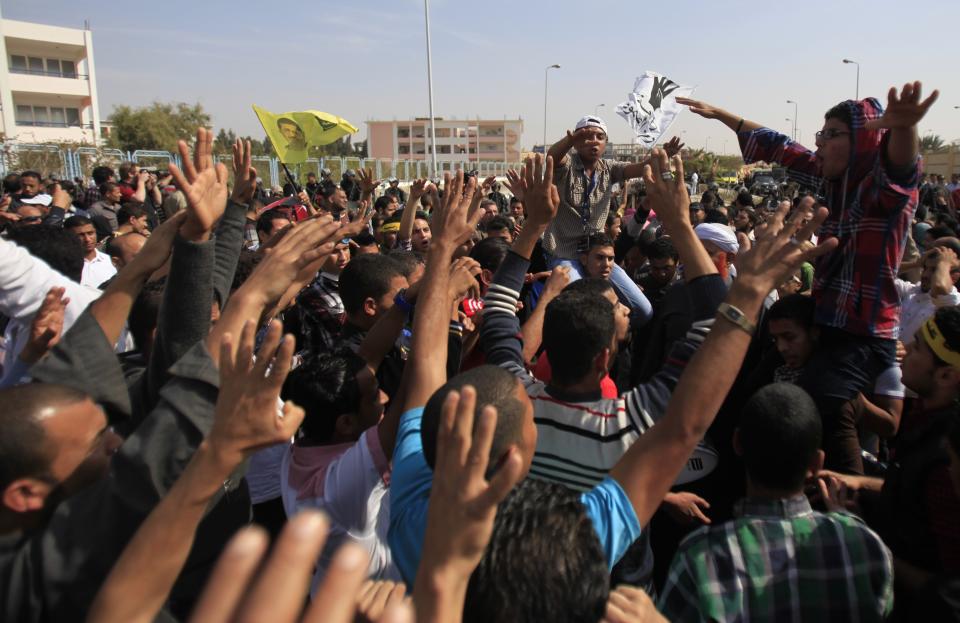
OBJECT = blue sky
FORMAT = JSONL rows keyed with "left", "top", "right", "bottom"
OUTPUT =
{"left": 4, "top": 0, "right": 959, "bottom": 153}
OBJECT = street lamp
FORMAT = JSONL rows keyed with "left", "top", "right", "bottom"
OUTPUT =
{"left": 705, "top": 136, "right": 711, "bottom": 152}
{"left": 723, "top": 139, "right": 728, "bottom": 155}
{"left": 842, "top": 59, "right": 860, "bottom": 100}
{"left": 423, "top": 0, "right": 438, "bottom": 178}
{"left": 594, "top": 103, "right": 605, "bottom": 116}
{"left": 786, "top": 100, "right": 798, "bottom": 141}
{"left": 543, "top": 64, "right": 561, "bottom": 152}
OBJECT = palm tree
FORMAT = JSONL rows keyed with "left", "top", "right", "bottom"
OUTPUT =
{"left": 920, "top": 134, "right": 946, "bottom": 152}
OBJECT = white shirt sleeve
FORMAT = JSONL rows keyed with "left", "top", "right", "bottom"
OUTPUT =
{"left": 932, "top": 286, "right": 960, "bottom": 309}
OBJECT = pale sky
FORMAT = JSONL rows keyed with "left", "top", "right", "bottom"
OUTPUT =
{"left": 4, "top": 0, "right": 959, "bottom": 154}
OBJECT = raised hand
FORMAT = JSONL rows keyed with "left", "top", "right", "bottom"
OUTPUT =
{"left": 169, "top": 127, "right": 228, "bottom": 240}
{"left": 336, "top": 201, "right": 372, "bottom": 239}
{"left": 124, "top": 211, "right": 188, "bottom": 275}
{"left": 210, "top": 319, "right": 303, "bottom": 465}
{"left": 865, "top": 81, "right": 939, "bottom": 130}
{"left": 432, "top": 170, "right": 482, "bottom": 247}
{"left": 448, "top": 256, "right": 482, "bottom": 301}
{"left": 51, "top": 187, "right": 73, "bottom": 210}
{"left": 663, "top": 491, "right": 711, "bottom": 526}
{"left": 415, "top": 387, "right": 523, "bottom": 611}
{"left": 481, "top": 175, "right": 497, "bottom": 193}
{"left": 357, "top": 167, "right": 381, "bottom": 198}
{"left": 542, "top": 264, "right": 571, "bottom": 298}
{"left": 663, "top": 136, "right": 684, "bottom": 157}
{"left": 409, "top": 179, "right": 428, "bottom": 200}
{"left": 503, "top": 168, "right": 525, "bottom": 201}
{"left": 188, "top": 511, "right": 382, "bottom": 623}
{"left": 355, "top": 581, "right": 410, "bottom": 623}
{"left": 19, "top": 286, "right": 69, "bottom": 364}
{"left": 735, "top": 200, "right": 837, "bottom": 296}
{"left": 642, "top": 148, "right": 690, "bottom": 234}
{"left": 521, "top": 154, "right": 559, "bottom": 227}
{"left": 231, "top": 139, "right": 258, "bottom": 205}
{"left": 675, "top": 97, "right": 725, "bottom": 120}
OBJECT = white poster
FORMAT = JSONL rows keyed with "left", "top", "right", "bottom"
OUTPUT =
{"left": 616, "top": 71, "right": 695, "bottom": 147}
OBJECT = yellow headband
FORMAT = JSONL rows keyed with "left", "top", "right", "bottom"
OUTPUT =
{"left": 379, "top": 222, "right": 400, "bottom": 234}
{"left": 921, "top": 316, "right": 960, "bottom": 368}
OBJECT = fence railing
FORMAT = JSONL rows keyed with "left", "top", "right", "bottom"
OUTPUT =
{"left": 0, "top": 143, "right": 525, "bottom": 188}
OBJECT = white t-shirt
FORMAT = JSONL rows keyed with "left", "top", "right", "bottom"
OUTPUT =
{"left": 81, "top": 250, "right": 117, "bottom": 289}
{"left": 280, "top": 427, "right": 398, "bottom": 590}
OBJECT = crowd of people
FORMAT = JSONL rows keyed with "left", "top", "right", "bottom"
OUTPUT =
{"left": 0, "top": 79, "right": 956, "bottom": 623}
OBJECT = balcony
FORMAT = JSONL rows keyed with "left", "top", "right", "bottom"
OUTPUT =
{"left": 8, "top": 71, "right": 90, "bottom": 97}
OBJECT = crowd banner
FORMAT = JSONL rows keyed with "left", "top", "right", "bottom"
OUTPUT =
{"left": 253, "top": 105, "right": 358, "bottom": 165}
{"left": 615, "top": 71, "right": 695, "bottom": 147}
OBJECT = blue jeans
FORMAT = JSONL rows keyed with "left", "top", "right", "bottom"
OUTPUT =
{"left": 546, "top": 256, "right": 653, "bottom": 325}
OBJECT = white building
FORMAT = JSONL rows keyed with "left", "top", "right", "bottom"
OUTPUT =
{"left": 367, "top": 118, "right": 524, "bottom": 165}
{"left": 0, "top": 8, "right": 101, "bottom": 145}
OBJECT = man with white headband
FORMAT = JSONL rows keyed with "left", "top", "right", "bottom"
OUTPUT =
{"left": 695, "top": 222, "right": 740, "bottom": 283}
{"left": 544, "top": 116, "right": 682, "bottom": 323}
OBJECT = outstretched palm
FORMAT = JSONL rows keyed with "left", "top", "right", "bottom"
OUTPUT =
{"left": 169, "top": 127, "right": 228, "bottom": 235}
{"left": 865, "top": 81, "right": 938, "bottom": 130}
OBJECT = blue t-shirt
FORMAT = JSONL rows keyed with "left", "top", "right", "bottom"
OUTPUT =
{"left": 387, "top": 407, "right": 642, "bottom": 584}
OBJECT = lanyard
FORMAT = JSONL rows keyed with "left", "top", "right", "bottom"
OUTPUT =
{"left": 579, "top": 168, "right": 598, "bottom": 232}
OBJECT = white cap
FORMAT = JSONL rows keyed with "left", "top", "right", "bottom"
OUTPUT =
{"left": 19, "top": 193, "right": 52, "bottom": 207}
{"left": 695, "top": 223, "right": 739, "bottom": 254}
{"left": 575, "top": 115, "right": 608, "bottom": 135}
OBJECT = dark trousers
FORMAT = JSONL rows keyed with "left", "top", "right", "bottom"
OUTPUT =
{"left": 797, "top": 327, "right": 896, "bottom": 474}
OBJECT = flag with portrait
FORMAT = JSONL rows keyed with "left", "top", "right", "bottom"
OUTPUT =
{"left": 253, "top": 105, "right": 358, "bottom": 164}
{"left": 615, "top": 71, "right": 695, "bottom": 147}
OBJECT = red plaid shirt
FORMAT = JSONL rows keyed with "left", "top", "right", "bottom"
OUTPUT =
{"left": 739, "top": 100, "right": 919, "bottom": 339}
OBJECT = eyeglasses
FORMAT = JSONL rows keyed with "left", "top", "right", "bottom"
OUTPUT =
{"left": 815, "top": 129, "right": 851, "bottom": 142}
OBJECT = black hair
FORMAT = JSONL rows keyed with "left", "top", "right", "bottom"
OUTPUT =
{"left": 118, "top": 162, "right": 136, "bottom": 180}
{"left": 414, "top": 210, "right": 430, "bottom": 222}
{"left": 646, "top": 237, "right": 678, "bottom": 262}
{"left": 374, "top": 195, "right": 394, "bottom": 212}
{"left": 91, "top": 166, "right": 114, "bottom": 186}
{"left": 703, "top": 208, "right": 729, "bottom": 225}
{"left": 0, "top": 383, "right": 89, "bottom": 490}
{"left": 282, "top": 350, "right": 367, "bottom": 442}
{"left": 563, "top": 277, "right": 615, "bottom": 298}
{"left": 739, "top": 383, "right": 821, "bottom": 491}
{"left": 767, "top": 293, "right": 815, "bottom": 328}
{"left": 19, "top": 170, "right": 41, "bottom": 181}
{"left": 463, "top": 478, "right": 609, "bottom": 623}
{"left": 736, "top": 190, "right": 755, "bottom": 207}
{"left": 929, "top": 307, "right": 960, "bottom": 367}
{"left": 824, "top": 103, "right": 854, "bottom": 129}
{"left": 509, "top": 195, "right": 523, "bottom": 205}
{"left": 3, "top": 173, "right": 21, "bottom": 194}
{"left": 321, "top": 185, "right": 340, "bottom": 200}
{"left": 484, "top": 215, "right": 513, "bottom": 234}
{"left": 64, "top": 215, "right": 93, "bottom": 229}
{"left": 386, "top": 250, "right": 424, "bottom": 279}
{"left": 118, "top": 203, "right": 147, "bottom": 224}
{"left": 7, "top": 225, "right": 84, "bottom": 283}
{"left": 352, "top": 230, "right": 377, "bottom": 247}
{"left": 927, "top": 225, "right": 955, "bottom": 240}
{"left": 129, "top": 277, "right": 166, "bottom": 353}
{"left": 99, "top": 181, "right": 118, "bottom": 196}
{"left": 339, "top": 254, "right": 404, "bottom": 315}
{"left": 580, "top": 232, "right": 614, "bottom": 254}
{"left": 421, "top": 365, "right": 526, "bottom": 475}
{"left": 470, "top": 237, "right": 511, "bottom": 273}
{"left": 543, "top": 291, "right": 615, "bottom": 386}
{"left": 255, "top": 208, "right": 291, "bottom": 235}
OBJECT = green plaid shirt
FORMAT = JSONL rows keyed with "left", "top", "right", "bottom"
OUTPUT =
{"left": 658, "top": 495, "right": 893, "bottom": 622}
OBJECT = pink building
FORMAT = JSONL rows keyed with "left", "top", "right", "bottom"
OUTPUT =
{"left": 367, "top": 118, "right": 523, "bottom": 164}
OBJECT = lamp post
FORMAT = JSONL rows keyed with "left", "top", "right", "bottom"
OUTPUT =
{"left": 705, "top": 136, "right": 711, "bottom": 152}
{"left": 543, "top": 64, "right": 560, "bottom": 152}
{"left": 594, "top": 103, "right": 605, "bottom": 116}
{"left": 423, "top": 0, "right": 438, "bottom": 178}
{"left": 842, "top": 59, "right": 860, "bottom": 100}
{"left": 786, "top": 100, "right": 798, "bottom": 141}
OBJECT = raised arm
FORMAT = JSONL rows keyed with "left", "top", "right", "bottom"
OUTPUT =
{"left": 402, "top": 171, "right": 482, "bottom": 412}
{"left": 398, "top": 179, "right": 429, "bottom": 245}
{"left": 87, "top": 320, "right": 303, "bottom": 623}
{"left": 675, "top": 97, "right": 763, "bottom": 135}
{"left": 520, "top": 266, "right": 570, "bottom": 365}
{"left": 608, "top": 153, "right": 837, "bottom": 528}
{"left": 621, "top": 136, "right": 684, "bottom": 180}
{"left": 864, "top": 81, "right": 938, "bottom": 170}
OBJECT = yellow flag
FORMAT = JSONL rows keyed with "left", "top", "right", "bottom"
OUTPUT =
{"left": 253, "top": 105, "right": 359, "bottom": 164}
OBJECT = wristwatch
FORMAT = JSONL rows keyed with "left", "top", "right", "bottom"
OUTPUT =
{"left": 717, "top": 302, "right": 756, "bottom": 335}
{"left": 393, "top": 288, "right": 414, "bottom": 314}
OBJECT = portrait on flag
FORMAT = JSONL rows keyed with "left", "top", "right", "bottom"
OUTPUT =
{"left": 253, "top": 105, "right": 359, "bottom": 164}
{"left": 615, "top": 71, "right": 695, "bottom": 147}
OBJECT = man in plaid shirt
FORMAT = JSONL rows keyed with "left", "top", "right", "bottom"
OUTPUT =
{"left": 678, "top": 82, "right": 939, "bottom": 473}
{"left": 659, "top": 383, "right": 893, "bottom": 622}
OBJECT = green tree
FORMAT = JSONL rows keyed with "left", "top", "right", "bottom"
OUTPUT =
{"left": 213, "top": 128, "right": 238, "bottom": 153}
{"left": 920, "top": 134, "right": 946, "bottom": 152}
{"left": 106, "top": 102, "right": 211, "bottom": 153}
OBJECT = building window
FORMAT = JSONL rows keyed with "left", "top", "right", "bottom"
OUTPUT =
{"left": 28, "top": 57, "right": 44, "bottom": 73}
{"left": 66, "top": 108, "right": 81, "bottom": 126}
{"left": 61, "top": 60, "right": 77, "bottom": 78}
{"left": 50, "top": 107, "right": 66, "bottom": 126}
{"left": 10, "top": 55, "right": 27, "bottom": 72}
{"left": 33, "top": 106, "right": 50, "bottom": 125}
{"left": 15, "top": 105, "right": 33, "bottom": 124}
{"left": 398, "top": 145, "right": 410, "bottom": 155}
{"left": 9, "top": 56, "right": 80, "bottom": 77}
{"left": 437, "top": 145, "right": 451, "bottom": 154}
{"left": 46, "top": 59, "right": 62, "bottom": 76}
{"left": 397, "top": 127, "right": 410, "bottom": 138}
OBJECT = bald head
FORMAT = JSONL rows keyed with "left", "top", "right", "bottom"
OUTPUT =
{"left": 105, "top": 233, "right": 147, "bottom": 269}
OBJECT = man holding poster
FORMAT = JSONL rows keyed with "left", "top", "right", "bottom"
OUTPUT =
{"left": 544, "top": 116, "right": 682, "bottom": 322}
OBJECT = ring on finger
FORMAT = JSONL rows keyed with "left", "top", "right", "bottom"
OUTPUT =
{"left": 660, "top": 171, "right": 675, "bottom": 181}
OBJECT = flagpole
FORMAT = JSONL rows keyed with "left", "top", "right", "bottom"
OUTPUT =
{"left": 280, "top": 162, "right": 301, "bottom": 194}
{"left": 424, "top": 0, "right": 438, "bottom": 179}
